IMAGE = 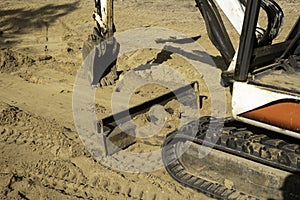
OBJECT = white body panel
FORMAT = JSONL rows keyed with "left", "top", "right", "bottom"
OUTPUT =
{"left": 232, "top": 82, "right": 300, "bottom": 138}
{"left": 215, "top": 0, "right": 245, "bottom": 34}
{"left": 232, "top": 82, "right": 300, "bottom": 116}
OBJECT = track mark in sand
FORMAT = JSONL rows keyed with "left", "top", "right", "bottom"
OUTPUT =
{"left": 0, "top": 102, "right": 88, "bottom": 158}
{"left": 18, "top": 160, "right": 91, "bottom": 199}
{"left": 1, "top": 172, "right": 90, "bottom": 200}
{"left": 16, "top": 159, "right": 165, "bottom": 199}
{"left": 0, "top": 102, "right": 210, "bottom": 199}
{"left": 0, "top": 103, "right": 145, "bottom": 199}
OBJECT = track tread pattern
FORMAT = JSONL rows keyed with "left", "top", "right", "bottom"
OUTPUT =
{"left": 162, "top": 117, "right": 300, "bottom": 199}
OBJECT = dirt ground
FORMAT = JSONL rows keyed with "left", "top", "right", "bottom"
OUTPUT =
{"left": 0, "top": 0, "right": 299, "bottom": 199}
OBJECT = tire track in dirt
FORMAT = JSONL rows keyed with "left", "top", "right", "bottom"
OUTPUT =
{"left": 0, "top": 102, "right": 211, "bottom": 199}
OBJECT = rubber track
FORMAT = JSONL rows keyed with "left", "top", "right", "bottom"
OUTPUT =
{"left": 162, "top": 116, "right": 300, "bottom": 199}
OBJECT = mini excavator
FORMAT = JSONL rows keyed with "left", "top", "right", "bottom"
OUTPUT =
{"left": 83, "top": 0, "right": 300, "bottom": 199}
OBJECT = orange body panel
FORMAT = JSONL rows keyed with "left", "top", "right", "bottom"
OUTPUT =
{"left": 242, "top": 102, "right": 300, "bottom": 133}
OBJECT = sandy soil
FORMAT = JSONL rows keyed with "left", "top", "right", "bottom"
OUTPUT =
{"left": 0, "top": 0, "right": 299, "bottom": 199}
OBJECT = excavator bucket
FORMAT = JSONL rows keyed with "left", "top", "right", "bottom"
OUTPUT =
{"left": 82, "top": 0, "right": 119, "bottom": 87}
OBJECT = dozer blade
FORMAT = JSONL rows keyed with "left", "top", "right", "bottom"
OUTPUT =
{"left": 97, "top": 82, "right": 200, "bottom": 156}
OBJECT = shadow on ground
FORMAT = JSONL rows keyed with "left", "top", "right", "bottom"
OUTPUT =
{"left": 0, "top": 1, "right": 80, "bottom": 47}
{"left": 146, "top": 47, "right": 228, "bottom": 71}
{"left": 280, "top": 174, "right": 300, "bottom": 200}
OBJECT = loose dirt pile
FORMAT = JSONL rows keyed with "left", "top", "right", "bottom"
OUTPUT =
{"left": 0, "top": 49, "right": 35, "bottom": 73}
